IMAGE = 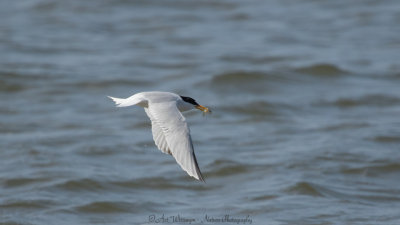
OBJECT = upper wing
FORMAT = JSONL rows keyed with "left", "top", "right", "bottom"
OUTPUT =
{"left": 147, "top": 101, "right": 204, "bottom": 181}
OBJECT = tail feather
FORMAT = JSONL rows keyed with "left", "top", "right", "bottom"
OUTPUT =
{"left": 108, "top": 95, "right": 144, "bottom": 107}
{"left": 108, "top": 96, "right": 131, "bottom": 107}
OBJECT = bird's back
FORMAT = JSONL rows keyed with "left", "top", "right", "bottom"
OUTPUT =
{"left": 141, "top": 91, "right": 180, "bottom": 104}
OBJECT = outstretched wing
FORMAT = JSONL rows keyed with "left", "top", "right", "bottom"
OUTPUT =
{"left": 144, "top": 108, "right": 171, "bottom": 155}
{"left": 146, "top": 101, "right": 204, "bottom": 181}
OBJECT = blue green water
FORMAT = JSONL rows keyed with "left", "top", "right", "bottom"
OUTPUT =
{"left": 1, "top": 0, "right": 400, "bottom": 224}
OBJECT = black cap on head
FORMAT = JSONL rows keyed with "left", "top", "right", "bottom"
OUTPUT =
{"left": 180, "top": 96, "right": 199, "bottom": 106}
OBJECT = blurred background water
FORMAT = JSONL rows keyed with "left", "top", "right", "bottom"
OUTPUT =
{"left": 1, "top": 0, "right": 400, "bottom": 224}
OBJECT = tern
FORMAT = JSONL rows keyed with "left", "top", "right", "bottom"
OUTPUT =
{"left": 108, "top": 91, "right": 211, "bottom": 182}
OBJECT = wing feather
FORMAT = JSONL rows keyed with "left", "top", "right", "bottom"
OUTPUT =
{"left": 144, "top": 108, "right": 171, "bottom": 155}
{"left": 147, "top": 102, "right": 204, "bottom": 181}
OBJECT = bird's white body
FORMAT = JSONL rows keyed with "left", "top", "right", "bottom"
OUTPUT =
{"left": 108, "top": 91, "right": 205, "bottom": 181}
{"left": 108, "top": 92, "right": 194, "bottom": 111}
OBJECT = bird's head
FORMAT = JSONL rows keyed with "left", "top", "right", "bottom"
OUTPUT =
{"left": 180, "top": 96, "right": 211, "bottom": 114}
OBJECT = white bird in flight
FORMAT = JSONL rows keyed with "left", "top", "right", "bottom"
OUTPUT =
{"left": 108, "top": 91, "right": 211, "bottom": 182}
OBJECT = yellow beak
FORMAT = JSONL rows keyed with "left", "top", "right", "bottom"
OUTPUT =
{"left": 195, "top": 105, "right": 211, "bottom": 113}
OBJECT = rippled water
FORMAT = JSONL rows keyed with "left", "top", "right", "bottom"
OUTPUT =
{"left": 1, "top": 0, "right": 400, "bottom": 224}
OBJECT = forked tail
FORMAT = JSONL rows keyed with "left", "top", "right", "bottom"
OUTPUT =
{"left": 108, "top": 96, "right": 126, "bottom": 107}
{"left": 108, "top": 94, "right": 144, "bottom": 107}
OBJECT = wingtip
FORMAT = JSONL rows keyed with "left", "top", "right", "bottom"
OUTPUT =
{"left": 198, "top": 176, "right": 206, "bottom": 183}
{"left": 191, "top": 173, "right": 205, "bottom": 183}
{"left": 191, "top": 151, "right": 205, "bottom": 183}
{"left": 195, "top": 168, "right": 205, "bottom": 183}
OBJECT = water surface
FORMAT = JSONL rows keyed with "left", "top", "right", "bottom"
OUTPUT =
{"left": 1, "top": 0, "right": 400, "bottom": 224}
